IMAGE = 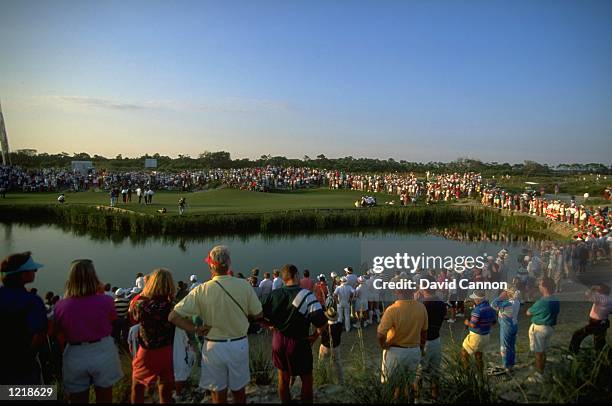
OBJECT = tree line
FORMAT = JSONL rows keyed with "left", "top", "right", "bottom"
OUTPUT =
{"left": 7, "top": 151, "right": 611, "bottom": 176}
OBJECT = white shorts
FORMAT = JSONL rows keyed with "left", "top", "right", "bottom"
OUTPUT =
{"left": 381, "top": 346, "right": 421, "bottom": 383}
{"left": 529, "top": 324, "right": 554, "bottom": 353}
{"left": 200, "top": 337, "right": 250, "bottom": 392}
{"left": 62, "top": 336, "right": 124, "bottom": 394}
{"left": 173, "top": 328, "right": 196, "bottom": 382}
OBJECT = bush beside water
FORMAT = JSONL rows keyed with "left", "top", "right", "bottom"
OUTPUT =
{"left": 0, "top": 203, "right": 565, "bottom": 239}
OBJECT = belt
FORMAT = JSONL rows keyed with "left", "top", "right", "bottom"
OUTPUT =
{"left": 69, "top": 338, "right": 102, "bottom": 346}
{"left": 204, "top": 336, "right": 247, "bottom": 343}
{"left": 389, "top": 344, "right": 418, "bottom": 349}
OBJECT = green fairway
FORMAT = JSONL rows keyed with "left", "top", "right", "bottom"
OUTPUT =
{"left": 0, "top": 188, "right": 400, "bottom": 215}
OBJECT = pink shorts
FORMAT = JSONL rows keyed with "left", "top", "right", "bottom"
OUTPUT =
{"left": 132, "top": 345, "right": 174, "bottom": 386}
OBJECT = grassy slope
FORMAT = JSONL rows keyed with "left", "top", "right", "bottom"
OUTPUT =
{"left": 0, "top": 188, "right": 400, "bottom": 215}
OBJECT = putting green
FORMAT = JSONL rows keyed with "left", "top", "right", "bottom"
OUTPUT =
{"left": 0, "top": 188, "right": 400, "bottom": 215}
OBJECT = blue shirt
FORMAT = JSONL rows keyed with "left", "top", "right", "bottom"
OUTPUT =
{"left": 0, "top": 286, "right": 47, "bottom": 384}
{"left": 468, "top": 300, "right": 497, "bottom": 335}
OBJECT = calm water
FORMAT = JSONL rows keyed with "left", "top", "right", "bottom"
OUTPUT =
{"left": 0, "top": 222, "right": 542, "bottom": 295}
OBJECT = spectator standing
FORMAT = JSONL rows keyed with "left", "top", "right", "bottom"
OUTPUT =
{"left": 526, "top": 277, "right": 560, "bottom": 383}
{"left": 491, "top": 288, "right": 521, "bottom": 373}
{"left": 334, "top": 277, "right": 355, "bottom": 332}
{"left": 299, "top": 269, "right": 314, "bottom": 291}
{"left": 313, "top": 274, "right": 329, "bottom": 308}
{"left": 113, "top": 288, "right": 131, "bottom": 348}
{"left": 0, "top": 252, "right": 47, "bottom": 385}
{"left": 415, "top": 278, "right": 447, "bottom": 400}
{"left": 377, "top": 278, "right": 428, "bottom": 402}
{"left": 130, "top": 268, "right": 176, "bottom": 404}
{"left": 461, "top": 291, "right": 497, "bottom": 371}
{"left": 259, "top": 272, "right": 273, "bottom": 303}
{"left": 176, "top": 281, "right": 189, "bottom": 302}
{"left": 53, "top": 259, "right": 123, "bottom": 403}
{"left": 169, "top": 245, "right": 263, "bottom": 404}
{"left": 318, "top": 307, "right": 344, "bottom": 384}
{"left": 569, "top": 284, "right": 611, "bottom": 354}
{"left": 188, "top": 274, "right": 200, "bottom": 291}
{"left": 262, "top": 264, "right": 327, "bottom": 403}
{"left": 344, "top": 266, "right": 358, "bottom": 289}
{"left": 272, "top": 269, "right": 284, "bottom": 290}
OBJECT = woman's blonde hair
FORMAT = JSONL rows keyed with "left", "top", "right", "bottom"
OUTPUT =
{"left": 64, "top": 259, "right": 101, "bottom": 298}
{"left": 142, "top": 268, "right": 176, "bottom": 300}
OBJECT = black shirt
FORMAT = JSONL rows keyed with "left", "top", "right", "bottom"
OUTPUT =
{"left": 423, "top": 298, "right": 447, "bottom": 341}
{"left": 320, "top": 322, "right": 343, "bottom": 348}
{"left": 262, "top": 285, "right": 326, "bottom": 339}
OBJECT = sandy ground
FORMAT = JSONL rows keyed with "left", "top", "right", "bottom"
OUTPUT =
{"left": 173, "top": 265, "right": 611, "bottom": 403}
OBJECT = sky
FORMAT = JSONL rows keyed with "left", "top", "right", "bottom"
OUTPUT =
{"left": 1, "top": 0, "right": 611, "bottom": 164}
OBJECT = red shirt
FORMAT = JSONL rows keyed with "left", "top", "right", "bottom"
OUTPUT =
{"left": 314, "top": 282, "right": 329, "bottom": 306}
{"left": 299, "top": 277, "right": 314, "bottom": 292}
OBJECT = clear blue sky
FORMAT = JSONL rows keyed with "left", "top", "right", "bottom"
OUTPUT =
{"left": 1, "top": 0, "right": 611, "bottom": 164}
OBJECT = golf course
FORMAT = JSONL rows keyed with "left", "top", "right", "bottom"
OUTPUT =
{"left": 0, "top": 187, "right": 398, "bottom": 215}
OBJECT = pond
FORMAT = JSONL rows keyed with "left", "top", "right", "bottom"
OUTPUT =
{"left": 1, "top": 221, "right": 543, "bottom": 295}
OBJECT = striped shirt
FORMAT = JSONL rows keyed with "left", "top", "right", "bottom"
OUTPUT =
{"left": 590, "top": 293, "right": 612, "bottom": 321}
{"left": 114, "top": 297, "right": 131, "bottom": 318}
{"left": 262, "top": 285, "right": 326, "bottom": 339}
{"left": 468, "top": 300, "right": 497, "bottom": 335}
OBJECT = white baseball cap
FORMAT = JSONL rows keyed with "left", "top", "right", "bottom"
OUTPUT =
{"left": 190, "top": 274, "right": 197, "bottom": 282}
{"left": 469, "top": 291, "right": 486, "bottom": 300}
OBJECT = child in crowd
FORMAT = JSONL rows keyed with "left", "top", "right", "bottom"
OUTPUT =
{"left": 318, "top": 307, "right": 344, "bottom": 384}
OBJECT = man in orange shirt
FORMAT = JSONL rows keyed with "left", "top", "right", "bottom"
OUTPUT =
{"left": 377, "top": 277, "right": 428, "bottom": 401}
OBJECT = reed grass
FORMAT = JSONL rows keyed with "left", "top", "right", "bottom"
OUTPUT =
{"left": 0, "top": 203, "right": 564, "bottom": 239}
{"left": 539, "top": 346, "right": 611, "bottom": 403}
{"left": 249, "top": 340, "right": 275, "bottom": 386}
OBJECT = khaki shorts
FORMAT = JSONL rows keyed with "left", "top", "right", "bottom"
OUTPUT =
{"left": 529, "top": 324, "right": 554, "bottom": 353}
{"left": 462, "top": 332, "right": 490, "bottom": 355}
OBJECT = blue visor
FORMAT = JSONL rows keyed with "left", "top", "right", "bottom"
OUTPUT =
{"left": 1, "top": 257, "right": 44, "bottom": 276}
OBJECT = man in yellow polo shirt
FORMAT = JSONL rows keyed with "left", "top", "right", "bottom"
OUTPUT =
{"left": 377, "top": 277, "right": 428, "bottom": 399}
{"left": 169, "top": 245, "right": 263, "bottom": 404}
